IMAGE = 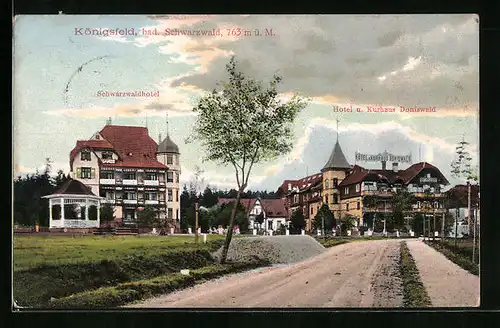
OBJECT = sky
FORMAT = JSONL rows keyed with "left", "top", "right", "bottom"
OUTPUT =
{"left": 13, "top": 14, "right": 479, "bottom": 192}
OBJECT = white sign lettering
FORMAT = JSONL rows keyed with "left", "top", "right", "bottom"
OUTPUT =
{"left": 355, "top": 151, "right": 412, "bottom": 163}
{"left": 420, "top": 177, "right": 438, "bottom": 183}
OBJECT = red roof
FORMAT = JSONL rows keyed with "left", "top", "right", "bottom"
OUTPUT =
{"left": 446, "top": 184, "right": 479, "bottom": 207}
{"left": 69, "top": 140, "right": 114, "bottom": 164}
{"left": 217, "top": 198, "right": 257, "bottom": 215}
{"left": 338, "top": 162, "right": 449, "bottom": 187}
{"left": 69, "top": 125, "right": 167, "bottom": 170}
{"left": 278, "top": 173, "right": 323, "bottom": 194}
{"left": 260, "top": 198, "right": 287, "bottom": 217}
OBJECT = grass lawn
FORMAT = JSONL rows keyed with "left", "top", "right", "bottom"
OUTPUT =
{"left": 13, "top": 234, "right": 254, "bottom": 308}
{"left": 13, "top": 234, "right": 230, "bottom": 271}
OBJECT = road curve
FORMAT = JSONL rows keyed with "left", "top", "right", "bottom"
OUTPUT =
{"left": 126, "top": 239, "right": 404, "bottom": 308}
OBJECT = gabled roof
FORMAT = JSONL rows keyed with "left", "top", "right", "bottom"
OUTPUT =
{"left": 69, "top": 140, "right": 114, "bottom": 164}
{"left": 217, "top": 198, "right": 257, "bottom": 215}
{"left": 51, "top": 178, "right": 97, "bottom": 196}
{"left": 338, "top": 162, "right": 449, "bottom": 187}
{"left": 260, "top": 198, "right": 287, "bottom": 217}
{"left": 446, "top": 184, "right": 479, "bottom": 207}
{"left": 69, "top": 125, "right": 168, "bottom": 169}
{"left": 321, "top": 140, "right": 351, "bottom": 171}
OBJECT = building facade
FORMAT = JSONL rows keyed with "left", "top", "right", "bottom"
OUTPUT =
{"left": 216, "top": 197, "right": 288, "bottom": 232}
{"left": 69, "top": 124, "right": 181, "bottom": 229}
{"left": 279, "top": 137, "right": 450, "bottom": 232}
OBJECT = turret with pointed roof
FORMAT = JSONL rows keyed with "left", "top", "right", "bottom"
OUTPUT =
{"left": 321, "top": 118, "right": 350, "bottom": 171}
{"left": 321, "top": 140, "right": 351, "bottom": 172}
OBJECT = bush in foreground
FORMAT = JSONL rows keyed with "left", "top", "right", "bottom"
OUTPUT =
{"left": 48, "top": 262, "right": 268, "bottom": 308}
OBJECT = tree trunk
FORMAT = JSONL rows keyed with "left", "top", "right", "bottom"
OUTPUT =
{"left": 219, "top": 186, "right": 244, "bottom": 264}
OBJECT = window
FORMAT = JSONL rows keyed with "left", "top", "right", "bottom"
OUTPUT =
{"left": 51, "top": 205, "right": 61, "bottom": 220}
{"left": 147, "top": 192, "right": 157, "bottom": 201}
{"left": 325, "top": 180, "right": 329, "bottom": 188}
{"left": 102, "top": 152, "right": 113, "bottom": 160}
{"left": 176, "top": 189, "right": 179, "bottom": 201}
{"left": 357, "top": 202, "right": 360, "bottom": 210}
{"left": 81, "top": 167, "right": 92, "bottom": 179}
{"left": 124, "top": 172, "right": 136, "bottom": 180}
{"left": 333, "top": 178, "right": 338, "bottom": 187}
{"left": 105, "top": 191, "right": 114, "bottom": 200}
{"left": 175, "top": 172, "right": 179, "bottom": 183}
{"left": 125, "top": 191, "right": 136, "bottom": 200}
{"left": 344, "top": 187, "right": 349, "bottom": 195}
{"left": 168, "top": 208, "right": 173, "bottom": 219}
{"left": 80, "top": 206, "right": 86, "bottom": 220}
{"left": 346, "top": 203, "right": 349, "bottom": 211}
{"left": 176, "top": 209, "right": 179, "bottom": 221}
{"left": 417, "top": 201, "right": 421, "bottom": 208}
{"left": 311, "top": 207, "right": 313, "bottom": 215}
{"left": 81, "top": 151, "right": 91, "bottom": 161}
{"left": 168, "top": 189, "right": 173, "bottom": 201}
{"left": 167, "top": 172, "right": 174, "bottom": 183}
{"left": 100, "top": 171, "right": 114, "bottom": 179}
{"left": 167, "top": 154, "right": 173, "bottom": 165}
{"left": 356, "top": 184, "right": 360, "bottom": 192}
{"left": 146, "top": 173, "right": 157, "bottom": 180}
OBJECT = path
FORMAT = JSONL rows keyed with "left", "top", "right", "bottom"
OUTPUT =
{"left": 406, "top": 239, "right": 479, "bottom": 307}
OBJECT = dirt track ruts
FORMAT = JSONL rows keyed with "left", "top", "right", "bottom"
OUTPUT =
{"left": 127, "top": 239, "right": 405, "bottom": 308}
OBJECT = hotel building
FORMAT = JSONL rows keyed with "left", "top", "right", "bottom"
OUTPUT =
{"left": 279, "top": 137, "right": 449, "bottom": 232}
{"left": 69, "top": 123, "right": 181, "bottom": 228}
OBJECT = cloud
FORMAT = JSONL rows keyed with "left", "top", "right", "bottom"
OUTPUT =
{"left": 163, "top": 14, "right": 478, "bottom": 110}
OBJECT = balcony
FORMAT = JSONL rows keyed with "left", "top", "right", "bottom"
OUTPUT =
{"left": 102, "top": 199, "right": 116, "bottom": 204}
{"left": 413, "top": 192, "right": 444, "bottom": 198}
{"left": 100, "top": 179, "right": 116, "bottom": 185}
{"left": 144, "top": 180, "right": 160, "bottom": 186}
{"left": 123, "top": 199, "right": 137, "bottom": 204}
{"left": 145, "top": 200, "right": 159, "bottom": 205}
{"left": 122, "top": 179, "right": 138, "bottom": 185}
{"left": 361, "top": 190, "right": 393, "bottom": 197}
{"left": 412, "top": 208, "right": 446, "bottom": 214}
{"left": 364, "top": 207, "right": 393, "bottom": 213}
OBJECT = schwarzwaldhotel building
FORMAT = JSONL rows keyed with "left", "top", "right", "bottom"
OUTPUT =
{"left": 69, "top": 123, "right": 181, "bottom": 229}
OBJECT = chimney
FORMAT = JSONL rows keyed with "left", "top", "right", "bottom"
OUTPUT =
{"left": 392, "top": 162, "right": 398, "bottom": 172}
{"left": 381, "top": 161, "right": 387, "bottom": 170}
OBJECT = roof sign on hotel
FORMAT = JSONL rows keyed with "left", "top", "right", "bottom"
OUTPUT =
{"left": 355, "top": 151, "right": 412, "bottom": 163}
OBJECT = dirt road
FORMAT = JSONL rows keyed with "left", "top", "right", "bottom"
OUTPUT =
{"left": 127, "top": 239, "right": 404, "bottom": 308}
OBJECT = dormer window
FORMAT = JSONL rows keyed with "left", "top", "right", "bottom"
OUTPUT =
{"left": 81, "top": 150, "right": 91, "bottom": 161}
{"left": 95, "top": 135, "right": 100, "bottom": 139}
{"left": 102, "top": 152, "right": 113, "bottom": 160}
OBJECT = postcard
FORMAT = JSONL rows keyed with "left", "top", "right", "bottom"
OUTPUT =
{"left": 13, "top": 14, "right": 479, "bottom": 309}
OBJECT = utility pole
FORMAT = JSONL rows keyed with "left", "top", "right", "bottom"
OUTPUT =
{"left": 195, "top": 201, "right": 199, "bottom": 244}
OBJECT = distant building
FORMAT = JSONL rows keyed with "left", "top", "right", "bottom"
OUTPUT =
{"left": 445, "top": 184, "right": 480, "bottom": 237}
{"left": 279, "top": 136, "right": 450, "bottom": 232}
{"left": 69, "top": 123, "right": 181, "bottom": 229}
{"left": 216, "top": 197, "right": 288, "bottom": 232}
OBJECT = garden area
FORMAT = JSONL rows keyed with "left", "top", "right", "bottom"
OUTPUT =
{"left": 13, "top": 234, "right": 266, "bottom": 308}
{"left": 424, "top": 237, "right": 479, "bottom": 275}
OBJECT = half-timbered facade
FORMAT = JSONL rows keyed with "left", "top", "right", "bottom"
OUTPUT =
{"left": 69, "top": 124, "right": 181, "bottom": 229}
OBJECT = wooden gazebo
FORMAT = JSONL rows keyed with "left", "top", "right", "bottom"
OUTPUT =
{"left": 42, "top": 179, "right": 103, "bottom": 229}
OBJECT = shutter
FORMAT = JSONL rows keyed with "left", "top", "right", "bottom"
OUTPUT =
{"left": 91, "top": 168, "right": 96, "bottom": 179}
{"left": 76, "top": 168, "right": 81, "bottom": 178}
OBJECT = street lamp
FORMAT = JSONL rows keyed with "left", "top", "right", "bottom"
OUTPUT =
{"left": 383, "top": 200, "right": 387, "bottom": 236}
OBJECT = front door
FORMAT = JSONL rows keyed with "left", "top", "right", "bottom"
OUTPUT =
{"left": 124, "top": 209, "right": 135, "bottom": 225}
